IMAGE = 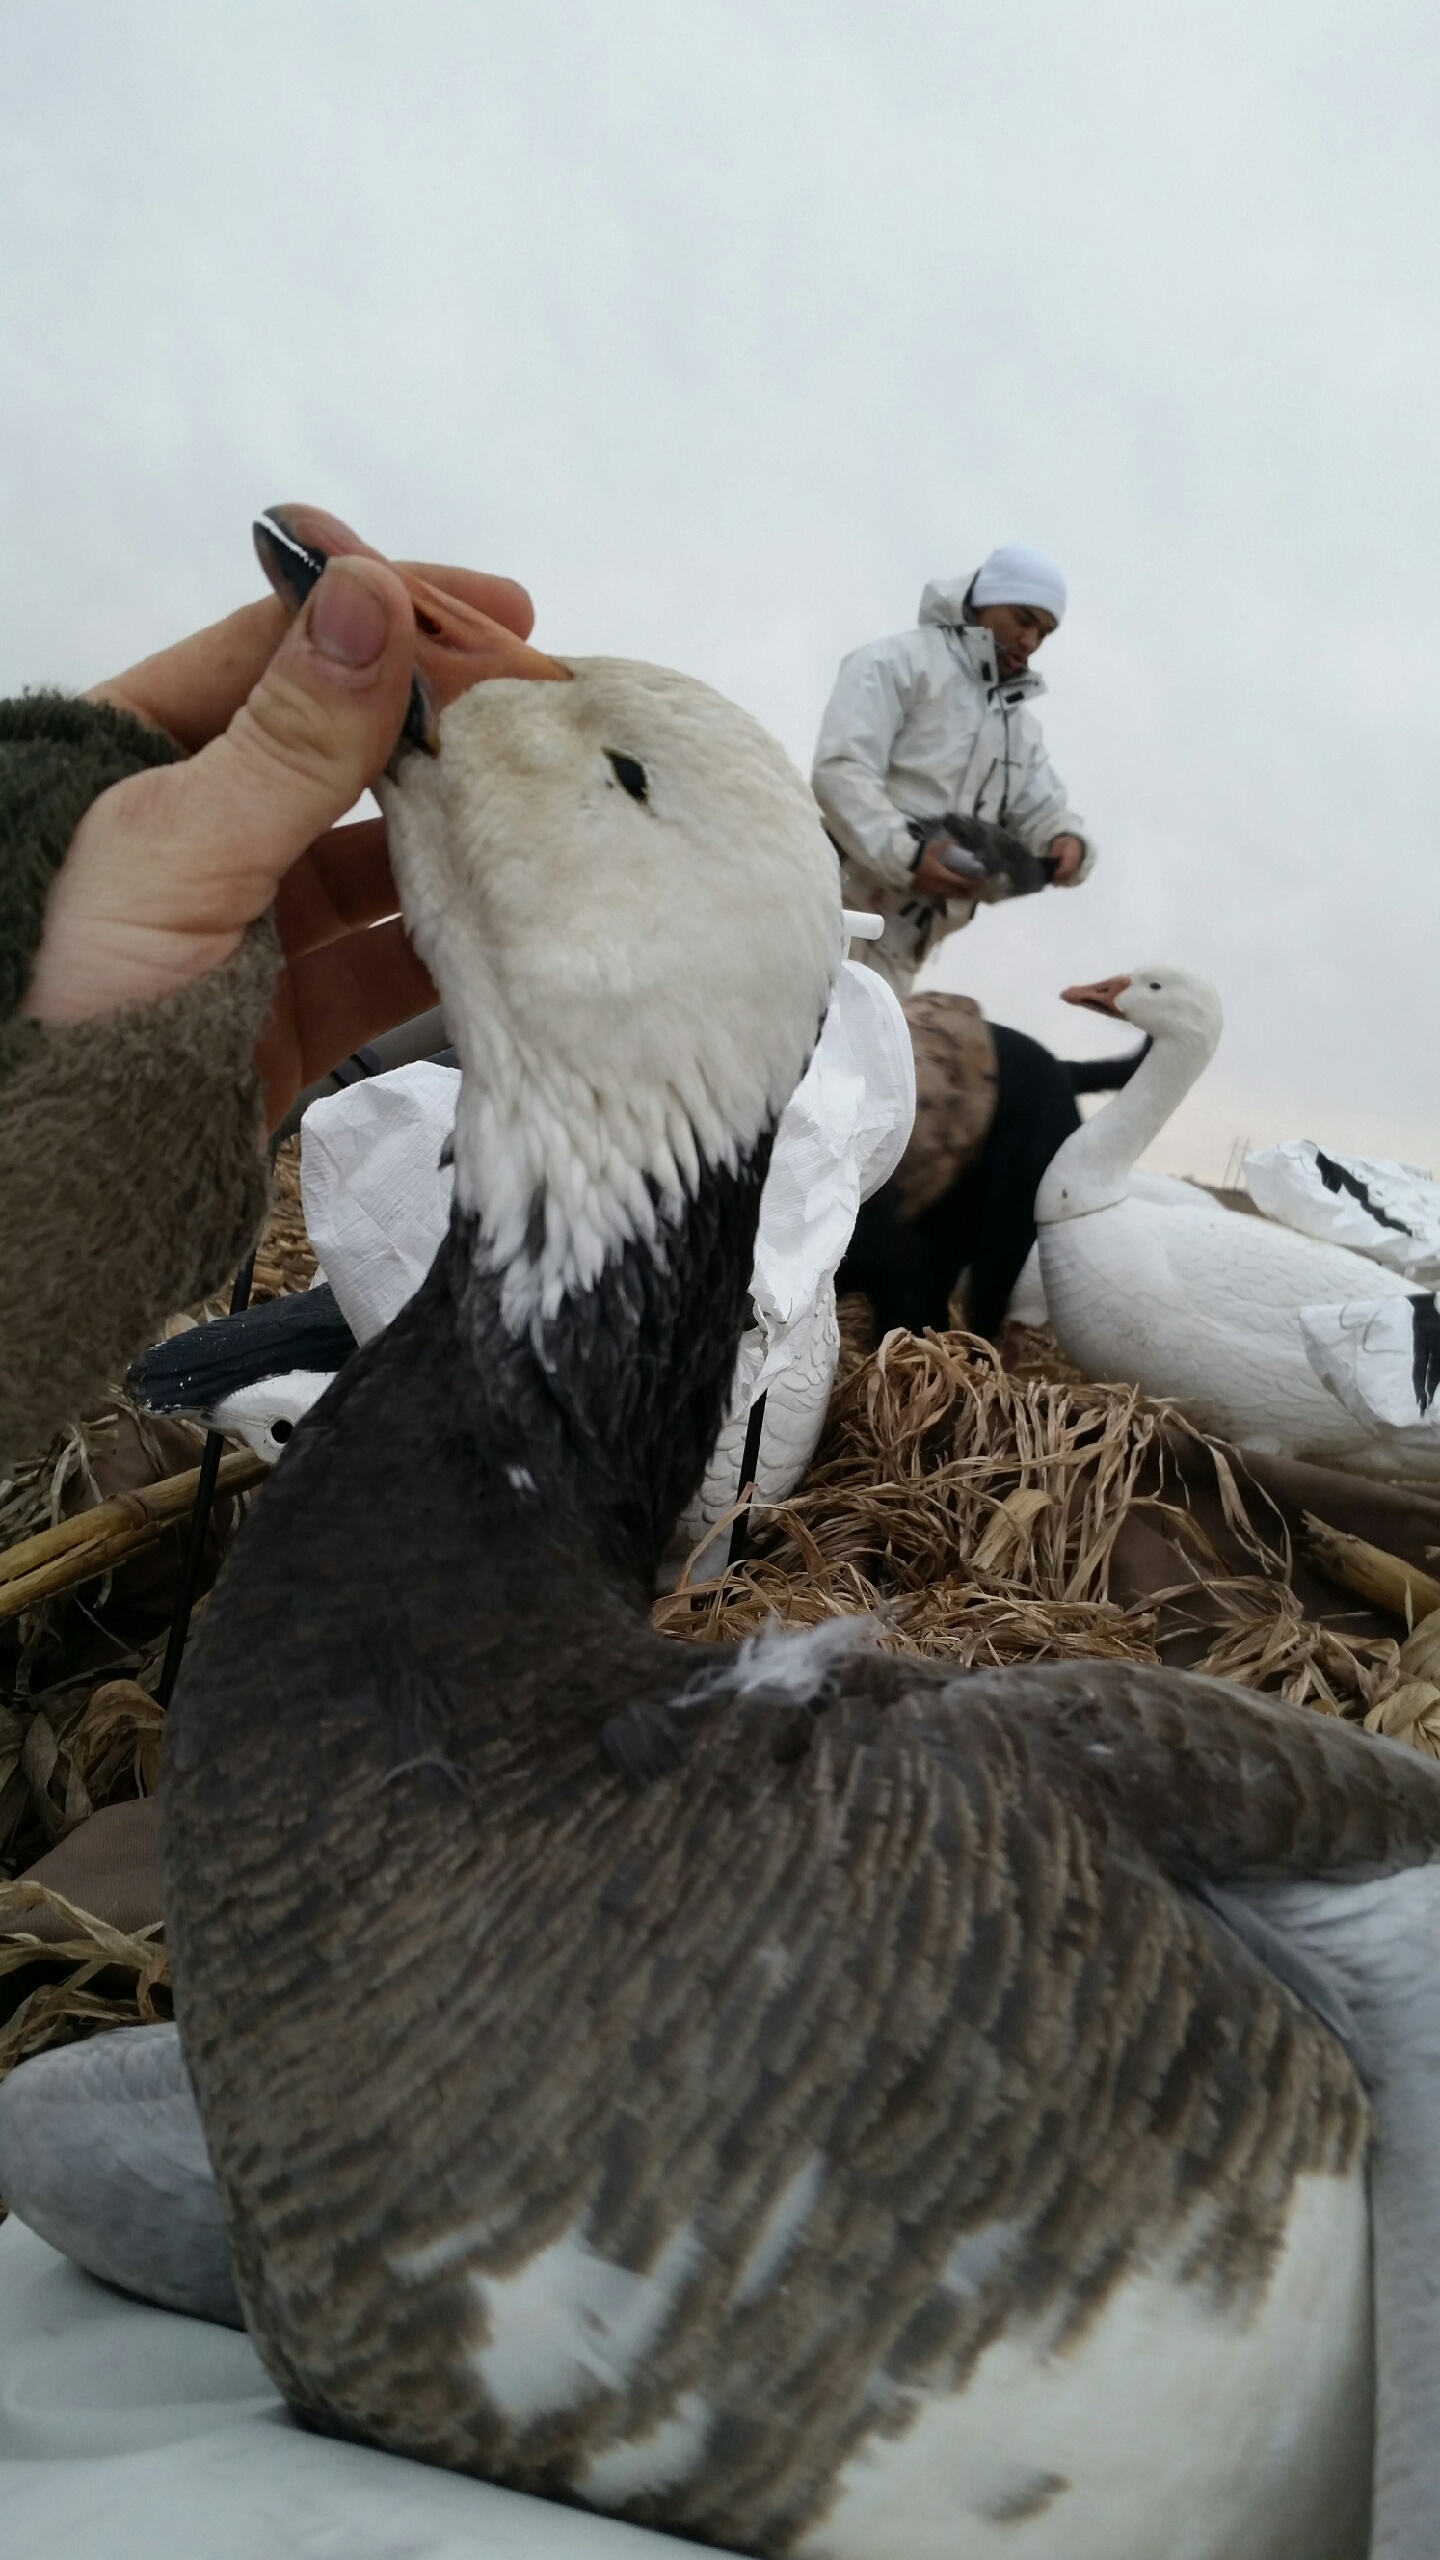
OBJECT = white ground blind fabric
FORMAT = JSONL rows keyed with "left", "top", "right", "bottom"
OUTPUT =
{"left": 300, "top": 1056, "right": 460, "bottom": 1347}
{"left": 677, "top": 955, "right": 913, "bottom": 1554}
{"left": 0, "top": 2220, "right": 713, "bottom": 2560}
{"left": 1300, "top": 1296, "right": 1440, "bottom": 1441}
{"left": 1244, "top": 1143, "right": 1440, "bottom": 1284}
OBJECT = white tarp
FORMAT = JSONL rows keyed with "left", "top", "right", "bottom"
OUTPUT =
{"left": 1299, "top": 1293, "right": 1440, "bottom": 1442}
{"left": 1244, "top": 1142, "right": 1440, "bottom": 1284}
{"left": 673, "top": 956, "right": 913, "bottom": 1564}
{"left": 301, "top": 1057, "right": 460, "bottom": 1346}
{"left": 0, "top": 2220, "right": 711, "bottom": 2560}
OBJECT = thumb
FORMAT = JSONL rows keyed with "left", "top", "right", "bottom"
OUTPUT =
{"left": 19, "top": 558, "right": 422, "bottom": 1028}
{"left": 200, "top": 555, "right": 417, "bottom": 890}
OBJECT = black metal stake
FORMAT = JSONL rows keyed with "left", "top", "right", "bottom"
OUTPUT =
{"left": 154, "top": 1248, "right": 257, "bottom": 1706}
{"left": 727, "top": 1389, "right": 769, "bottom": 1569}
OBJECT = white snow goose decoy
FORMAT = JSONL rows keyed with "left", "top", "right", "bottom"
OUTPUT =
{"left": 4, "top": 529, "right": 1440, "bottom": 2560}
{"left": 1037, "top": 965, "right": 1440, "bottom": 1479}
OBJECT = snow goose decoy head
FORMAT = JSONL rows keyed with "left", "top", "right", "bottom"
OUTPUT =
{"left": 1061, "top": 962, "right": 1224, "bottom": 1054}
{"left": 1038, "top": 964, "right": 1225, "bottom": 1223}
{"left": 124, "top": 1283, "right": 357, "bottom": 1462}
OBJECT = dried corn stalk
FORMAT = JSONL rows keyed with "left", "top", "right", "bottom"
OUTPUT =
{"left": 656, "top": 1327, "right": 1417, "bottom": 1742}
{"left": 0, "top": 1411, "right": 117, "bottom": 1557}
{"left": 1365, "top": 1680, "right": 1440, "bottom": 1757}
{"left": 1, "top": 1651, "right": 172, "bottom": 1873}
{"left": 0, "top": 1878, "right": 169, "bottom": 2101}
{"left": 249, "top": 1135, "right": 318, "bottom": 1302}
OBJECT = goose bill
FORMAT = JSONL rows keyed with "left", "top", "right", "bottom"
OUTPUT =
{"left": 1061, "top": 974, "right": 1133, "bottom": 1018}
{"left": 253, "top": 504, "right": 569, "bottom": 767}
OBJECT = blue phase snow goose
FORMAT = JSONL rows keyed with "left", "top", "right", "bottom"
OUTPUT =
{"left": 7, "top": 517, "right": 1439, "bottom": 2560}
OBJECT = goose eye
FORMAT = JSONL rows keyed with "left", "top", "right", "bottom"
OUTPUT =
{"left": 1148, "top": 980, "right": 1160, "bottom": 990}
{"left": 606, "top": 751, "right": 649, "bottom": 803}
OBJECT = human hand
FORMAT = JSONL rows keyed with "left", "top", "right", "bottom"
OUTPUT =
{"left": 1049, "top": 832, "right": 1085, "bottom": 885}
{"left": 21, "top": 507, "right": 555, "bottom": 1128}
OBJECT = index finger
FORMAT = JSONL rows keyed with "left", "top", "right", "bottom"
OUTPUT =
{"left": 86, "top": 560, "right": 538, "bottom": 753}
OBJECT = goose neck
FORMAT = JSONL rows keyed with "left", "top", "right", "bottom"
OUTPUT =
{"left": 1041, "top": 1020, "right": 1214, "bottom": 1220}
{"left": 446, "top": 1132, "right": 773, "bottom": 1591}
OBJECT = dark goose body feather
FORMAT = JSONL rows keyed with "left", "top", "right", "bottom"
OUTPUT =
{"left": 160, "top": 1167, "right": 1440, "bottom": 2553}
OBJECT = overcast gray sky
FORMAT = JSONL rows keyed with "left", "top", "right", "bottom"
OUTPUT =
{"left": 4, "top": 0, "right": 1437, "bottom": 1175}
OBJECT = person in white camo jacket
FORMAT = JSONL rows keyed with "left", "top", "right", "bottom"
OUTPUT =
{"left": 812, "top": 542, "right": 1094, "bottom": 992}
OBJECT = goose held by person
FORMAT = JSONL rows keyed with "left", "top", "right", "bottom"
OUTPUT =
{"left": 9, "top": 520, "right": 1438, "bottom": 2560}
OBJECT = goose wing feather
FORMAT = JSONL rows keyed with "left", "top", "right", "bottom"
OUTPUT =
{"left": 171, "top": 1636, "right": 1440, "bottom": 2545}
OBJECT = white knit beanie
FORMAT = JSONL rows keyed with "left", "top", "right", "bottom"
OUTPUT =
{"left": 971, "top": 542, "right": 1067, "bottom": 623}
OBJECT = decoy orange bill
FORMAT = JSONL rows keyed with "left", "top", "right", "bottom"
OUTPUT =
{"left": 1062, "top": 973, "right": 1133, "bottom": 1018}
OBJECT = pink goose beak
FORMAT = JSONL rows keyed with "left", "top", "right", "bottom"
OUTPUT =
{"left": 1061, "top": 973, "right": 1133, "bottom": 1020}
{"left": 255, "top": 503, "right": 570, "bottom": 755}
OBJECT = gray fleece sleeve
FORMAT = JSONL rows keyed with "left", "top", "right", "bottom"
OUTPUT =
{"left": 0, "top": 694, "right": 277, "bottom": 1466}
{"left": 0, "top": 922, "right": 277, "bottom": 1466}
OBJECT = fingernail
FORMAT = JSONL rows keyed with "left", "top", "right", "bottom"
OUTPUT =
{"left": 254, "top": 511, "right": 327, "bottom": 614}
{"left": 308, "top": 562, "right": 390, "bottom": 668}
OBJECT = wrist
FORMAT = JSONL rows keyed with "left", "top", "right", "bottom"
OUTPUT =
{"left": 20, "top": 767, "right": 242, "bottom": 1026}
{"left": 0, "top": 694, "right": 183, "bottom": 1032}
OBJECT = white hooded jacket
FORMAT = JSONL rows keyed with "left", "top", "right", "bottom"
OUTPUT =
{"left": 812, "top": 573, "right": 1094, "bottom": 988}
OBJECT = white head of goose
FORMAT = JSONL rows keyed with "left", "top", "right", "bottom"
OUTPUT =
{"left": 153, "top": 523, "right": 1440, "bottom": 2560}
